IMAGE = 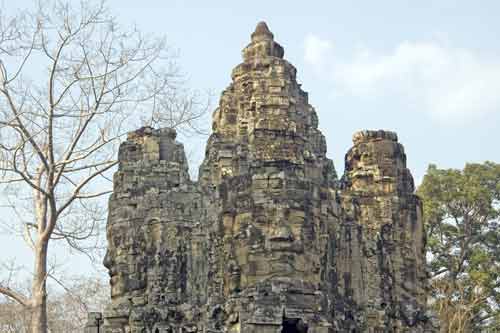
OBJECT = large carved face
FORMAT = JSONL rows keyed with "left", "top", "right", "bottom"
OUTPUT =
{"left": 225, "top": 203, "right": 319, "bottom": 292}
{"left": 103, "top": 224, "right": 129, "bottom": 298}
{"left": 104, "top": 223, "right": 148, "bottom": 298}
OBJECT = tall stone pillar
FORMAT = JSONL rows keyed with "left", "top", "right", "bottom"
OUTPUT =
{"left": 197, "top": 21, "right": 338, "bottom": 332}
{"left": 102, "top": 127, "right": 204, "bottom": 332}
{"left": 337, "top": 130, "right": 431, "bottom": 331}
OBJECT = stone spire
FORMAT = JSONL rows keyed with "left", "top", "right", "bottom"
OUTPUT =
{"left": 251, "top": 21, "right": 273, "bottom": 41}
{"left": 194, "top": 21, "right": 339, "bottom": 331}
{"left": 243, "top": 21, "right": 284, "bottom": 60}
{"left": 101, "top": 23, "right": 436, "bottom": 333}
{"left": 199, "top": 21, "right": 333, "bottom": 187}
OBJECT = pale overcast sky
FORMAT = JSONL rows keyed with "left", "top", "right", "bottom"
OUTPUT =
{"left": 101, "top": 0, "right": 500, "bottom": 182}
{"left": 2, "top": 0, "right": 500, "bottom": 277}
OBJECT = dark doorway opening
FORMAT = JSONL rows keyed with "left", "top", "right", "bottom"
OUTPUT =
{"left": 281, "top": 318, "right": 308, "bottom": 333}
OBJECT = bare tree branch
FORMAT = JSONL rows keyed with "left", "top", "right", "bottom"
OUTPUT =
{"left": 0, "top": 285, "right": 30, "bottom": 307}
{"left": 0, "top": 1, "right": 208, "bottom": 332}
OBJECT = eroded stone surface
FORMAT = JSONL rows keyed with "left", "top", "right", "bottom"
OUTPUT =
{"left": 102, "top": 23, "right": 435, "bottom": 333}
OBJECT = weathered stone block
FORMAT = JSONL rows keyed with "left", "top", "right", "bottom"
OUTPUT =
{"left": 102, "top": 22, "right": 435, "bottom": 333}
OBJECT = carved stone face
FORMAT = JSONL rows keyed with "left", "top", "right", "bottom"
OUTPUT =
{"left": 104, "top": 224, "right": 149, "bottom": 298}
{"left": 226, "top": 202, "right": 318, "bottom": 292}
{"left": 103, "top": 224, "right": 128, "bottom": 298}
{"left": 266, "top": 207, "right": 305, "bottom": 252}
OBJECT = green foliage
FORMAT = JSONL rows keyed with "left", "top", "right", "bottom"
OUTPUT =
{"left": 417, "top": 162, "right": 500, "bottom": 331}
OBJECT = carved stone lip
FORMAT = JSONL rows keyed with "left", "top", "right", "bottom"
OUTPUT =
{"left": 269, "top": 235, "right": 294, "bottom": 242}
{"left": 268, "top": 243, "right": 303, "bottom": 253}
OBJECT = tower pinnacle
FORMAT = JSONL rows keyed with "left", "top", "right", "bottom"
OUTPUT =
{"left": 251, "top": 21, "right": 274, "bottom": 41}
{"left": 244, "top": 21, "right": 284, "bottom": 60}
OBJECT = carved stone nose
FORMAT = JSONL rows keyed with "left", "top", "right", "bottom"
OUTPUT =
{"left": 103, "top": 250, "right": 112, "bottom": 269}
{"left": 269, "top": 224, "right": 294, "bottom": 242}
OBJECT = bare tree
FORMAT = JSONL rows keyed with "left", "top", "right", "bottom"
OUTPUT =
{"left": 0, "top": 1, "right": 207, "bottom": 332}
{"left": 0, "top": 273, "right": 109, "bottom": 333}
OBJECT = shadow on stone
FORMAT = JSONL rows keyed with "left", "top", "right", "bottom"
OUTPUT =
{"left": 281, "top": 318, "right": 308, "bottom": 333}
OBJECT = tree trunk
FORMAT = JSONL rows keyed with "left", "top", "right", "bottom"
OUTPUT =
{"left": 30, "top": 242, "right": 48, "bottom": 333}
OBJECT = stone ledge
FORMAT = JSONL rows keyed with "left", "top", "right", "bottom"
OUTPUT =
{"left": 352, "top": 130, "right": 398, "bottom": 145}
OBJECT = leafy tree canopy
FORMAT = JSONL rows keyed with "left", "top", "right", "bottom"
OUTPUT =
{"left": 417, "top": 161, "right": 500, "bottom": 331}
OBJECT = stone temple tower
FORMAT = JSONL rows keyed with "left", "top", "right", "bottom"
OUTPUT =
{"left": 101, "top": 22, "right": 435, "bottom": 332}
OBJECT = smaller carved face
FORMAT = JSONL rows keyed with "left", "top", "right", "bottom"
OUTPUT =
{"left": 104, "top": 224, "right": 145, "bottom": 298}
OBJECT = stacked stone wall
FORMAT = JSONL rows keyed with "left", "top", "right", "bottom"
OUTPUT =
{"left": 101, "top": 23, "right": 435, "bottom": 333}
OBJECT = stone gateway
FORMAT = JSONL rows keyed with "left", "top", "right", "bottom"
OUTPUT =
{"left": 100, "top": 22, "right": 435, "bottom": 333}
